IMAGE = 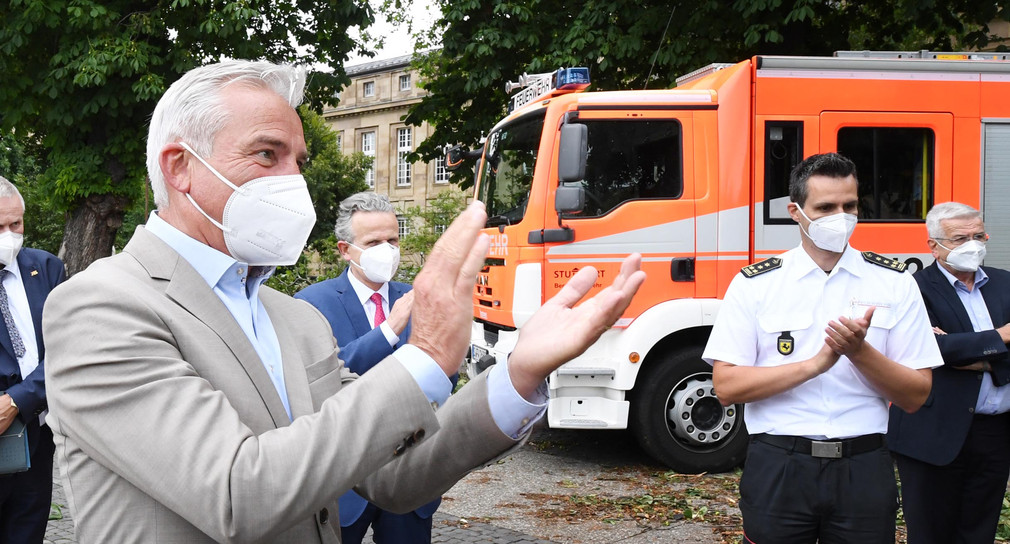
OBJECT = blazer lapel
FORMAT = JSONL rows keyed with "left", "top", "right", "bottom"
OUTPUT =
{"left": 336, "top": 272, "right": 372, "bottom": 338}
{"left": 267, "top": 292, "right": 314, "bottom": 419}
{"left": 980, "top": 267, "right": 1006, "bottom": 327}
{"left": 925, "top": 263, "right": 975, "bottom": 333}
{"left": 127, "top": 227, "right": 292, "bottom": 428}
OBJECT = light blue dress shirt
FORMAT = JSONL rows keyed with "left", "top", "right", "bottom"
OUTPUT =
{"left": 144, "top": 213, "right": 546, "bottom": 436}
{"left": 937, "top": 265, "right": 1010, "bottom": 414}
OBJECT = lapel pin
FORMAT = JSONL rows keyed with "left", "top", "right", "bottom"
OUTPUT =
{"left": 30, "top": 270, "right": 38, "bottom": 276}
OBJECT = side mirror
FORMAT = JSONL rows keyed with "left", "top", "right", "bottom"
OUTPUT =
{"left": 555, "top": 183, "right": 585, "bottom": 214}
{"left": 446, "top": 145, "right": 480, "bottom": 172}
{"left": 558, "top": 123, "right": 588, "bottom": 182}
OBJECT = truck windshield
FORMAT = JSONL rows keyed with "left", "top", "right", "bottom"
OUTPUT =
{"left": 477, "top": 110, "right": 546, "bottom": 227}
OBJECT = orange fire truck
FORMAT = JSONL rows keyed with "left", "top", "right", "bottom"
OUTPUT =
{"left": 457, "top": 51, "right": 1010, "bottom": 472}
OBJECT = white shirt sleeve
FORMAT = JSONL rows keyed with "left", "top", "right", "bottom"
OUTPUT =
{"left": 702, "top": 274, "right": 760, "bottom": 367}
{"left": 882, "top": 272, "right": 943, "bottom": 370}
{"left": 392, "top": 344, "right": 547, "bottom": 438}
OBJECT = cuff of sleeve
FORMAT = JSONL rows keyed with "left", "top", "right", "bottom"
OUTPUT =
{"left": 487, "top": 359, "right": 547, "bottom": 439}
{"left": 396, "top": 344, "right": 452, "bottom": 408}
{"left": 379, "top": 321, "right": 399, "bottom": 347}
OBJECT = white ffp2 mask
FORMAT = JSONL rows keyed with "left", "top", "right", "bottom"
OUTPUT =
{"left": 795, "top": 206, "right": 857, "bottom": 253}
{"left": 937, "top": 239, "right": 986, "bottom": 272}
{"left": 350, "top": 242, "right": 400, "bottom": 284}
{"left": 0, "top": 231, "right": 23, "bottom": 266}
{"left": 180, "top": 142, "right": 316, "bottom": 266}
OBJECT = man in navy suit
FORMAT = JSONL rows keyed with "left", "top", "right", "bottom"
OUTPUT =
{"left": 296, "top": 191, "right": 434, "bottom": 543}
{"left": 888, "top": 201, "right": 1010, "bottom": 544}
{"left": 0, "top": 176, "right": 66, "bottom": 543}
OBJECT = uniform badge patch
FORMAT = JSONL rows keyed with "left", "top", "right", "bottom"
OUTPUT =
{"left": 777, "top": 331, "right": 794, "bottom": 356}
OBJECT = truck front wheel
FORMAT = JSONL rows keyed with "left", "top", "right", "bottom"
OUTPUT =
{"left": 630, "top": 346, "right": 748, "bottom": 473}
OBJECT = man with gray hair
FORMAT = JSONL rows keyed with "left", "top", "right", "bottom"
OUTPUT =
{"left": 41, "top": 59, "right": 645, "bottom": 544}
{"left": 296, "top": 191, "right": 435, "bottom": 543}
{"left": 0, "top": 176, "right": 65, "bottom": 544}
{"left": 888, "top": 201, "right": 1010, "bottom": 544}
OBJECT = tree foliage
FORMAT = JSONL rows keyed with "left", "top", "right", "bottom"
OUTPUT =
{"left": 0, "top": 131, "right": 65, "bottom": 255}
{"left": 0, "top": 0, "right": 375, "bottom": 274}
{"left": 299, "top": 106, "right": 372, "bottom": 249}
{"left": 405, "top": 0, "right": 1008, "bottom": 187}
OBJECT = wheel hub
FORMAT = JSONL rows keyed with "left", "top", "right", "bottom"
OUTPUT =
{"left": 667, "top": 373, "right": 737, "bottom": 445}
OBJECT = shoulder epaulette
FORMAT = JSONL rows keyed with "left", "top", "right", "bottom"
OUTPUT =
{"left": 862, "top": 251, "right": 907, "bottom": 272}
{"left": 740, "top": 257, "right": 782, "bottom": 278}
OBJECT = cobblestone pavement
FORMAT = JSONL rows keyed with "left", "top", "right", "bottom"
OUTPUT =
{"left": 44, "top": 456, "right": 558, "bottom": 544}
{"left": 44, "top": 425, "right": 726, "bottom": 543}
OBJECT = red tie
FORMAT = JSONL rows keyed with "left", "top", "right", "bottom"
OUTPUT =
{"left": 370, "top": 292, "right": 386, "bottom": 327}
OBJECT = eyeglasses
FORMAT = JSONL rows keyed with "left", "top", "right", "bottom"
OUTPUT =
{"left": 933, "top": 232, "right": 989, "bottom": 246}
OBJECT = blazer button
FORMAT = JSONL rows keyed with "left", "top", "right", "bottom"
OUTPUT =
{"left": 969, "top": 407, "right": 975, "bottom": 413}
{"left": 413, "top": 429, "right": 426, "bottom": 442}
{"left": 319, "top": 508, "right": 329, "bottom": 524}
{"left": 394, "top": 443, "right": 406, "bottom": 456}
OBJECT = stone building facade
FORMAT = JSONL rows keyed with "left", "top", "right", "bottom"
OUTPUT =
{"left": 322, "top": 53, "right": 466, "bottom": 240}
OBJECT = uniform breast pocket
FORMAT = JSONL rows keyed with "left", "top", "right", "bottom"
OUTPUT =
{"left": 757, "top": 312, "right": 813, "bottom": 359}
{"left": 859, "top": 303, "right": 898, "bottom": 347}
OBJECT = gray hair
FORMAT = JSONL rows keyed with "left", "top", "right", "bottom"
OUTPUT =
{"left": 334, "top": 192, "right": 395, "bottom": 243}
{"left": 926, "top": 202, "right": 983, "bottom": 239}
{"left": 146, "top": 60, "right": 307, "bottom": 209}
{"left": 0, "top": 176, "right": 26, "bottom": 211}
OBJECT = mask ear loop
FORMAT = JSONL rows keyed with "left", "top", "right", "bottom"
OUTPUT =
{"left": 792, "top": 202, "right": 816, "bottom": 241}
{"left": 179, "top": 142, "right": 246, "bottom": 194}
{"left": 179, "top": 142, "right": 236, "bottom": 233}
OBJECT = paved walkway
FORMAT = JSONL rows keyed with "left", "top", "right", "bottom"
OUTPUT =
{"left": 44, "top": 457, "right": 556, "bottom": 544}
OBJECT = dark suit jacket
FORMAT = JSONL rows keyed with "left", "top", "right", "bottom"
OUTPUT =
{"left": 0, "top": 248, "right": 65, "bottom": 456}
{"left": 297, "top": 269, "right": 440, "bottom": 526}
{"left": 296, "top": 269, "right": 411, "bottom": 375}
{"left": 887, "top": 262, "right": 1010, "bottom": 466}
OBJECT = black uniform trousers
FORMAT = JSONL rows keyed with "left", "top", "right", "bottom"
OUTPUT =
{"left": 740, "top": 434, "right": 898, "bottom": 544}
{"left": 894, "top": 412, "right": 1010, "bottom": 544}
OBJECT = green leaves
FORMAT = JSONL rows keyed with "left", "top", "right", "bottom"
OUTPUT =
{"left": 406, "top": 0, "right": 1007, "bottom": 176}
{"left": 0, "top": 0, "right": 375, "bottom": 268}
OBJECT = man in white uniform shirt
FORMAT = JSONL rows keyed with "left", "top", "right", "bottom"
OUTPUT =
{"left": 702, "top": 153, "right": 941, "bottom": 543}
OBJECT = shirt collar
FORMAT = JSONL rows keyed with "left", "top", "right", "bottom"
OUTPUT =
{"left": 3, "top": 258, "right": 20, "bottom": 280}
{"left": 144, "top": 211, "right": 271, "bottom": 292}
{"left": 787, "top": 243, "right": 863, "bottom": 281}
{"left": 937, "top": 261, "right": 988, "bottom": 292}
{"left": 346, "top": 266, "right": 389, "bottom": 306}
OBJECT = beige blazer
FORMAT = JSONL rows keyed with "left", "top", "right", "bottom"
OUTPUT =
{"left": 42, "top": 227, "right": 518, "bottom": 543}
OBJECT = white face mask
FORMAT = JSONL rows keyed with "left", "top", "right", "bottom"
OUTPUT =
{"left": 0, "top": 231, "right": 23, "bottom": 266}
{"left": 349, "top": 242, "right": 400, "bottom": 284}
{"left": 937, "top": 239, "right": 986, "bottom": 272}
{"left": 795, "top": 205, "right": 858, "bottom": 253}
{"left": 180, "top": 142, "right": 316, "bottom": 266}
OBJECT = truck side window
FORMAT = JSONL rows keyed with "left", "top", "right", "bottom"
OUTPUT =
{"left": 572, "top": 120, "right": 683, "bottom": 218}
{"left": 764, "top": 122, "right": 803, "bottom": 222}
{"left": 838, "top": 127, "right": 934, "bottom": 221}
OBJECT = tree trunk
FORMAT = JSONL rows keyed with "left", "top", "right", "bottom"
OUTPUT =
{"left": 58, "top": 193, "right": 130, "bottom": 277}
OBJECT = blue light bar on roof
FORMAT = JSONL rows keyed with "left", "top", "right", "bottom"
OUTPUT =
{"left": 555, "top": 67, "right": 590, "bottom": 90}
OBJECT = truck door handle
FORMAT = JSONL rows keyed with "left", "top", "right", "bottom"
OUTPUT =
{"left": 670, "top": 257, "right": 695, "bottom": 282}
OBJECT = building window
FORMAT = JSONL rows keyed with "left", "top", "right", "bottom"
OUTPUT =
{"left": 361, "top": 131, "right": 376, "bottom": 188}
{"left": 399, "top": 74, "right": 411, "bottom": 91}
{"left": 398, "top": 216, "right": 411, "bottom": 237}
{"left": 335, "top": 131, "right": 342, "bottom": 151}
{"left": 434, "top": 156, "right": 449, "bottom": 184}
{"left": 363, "top": 81, "right": 375, "bottom": 97}
{"left": 396, "top": 127, "right": 412, "bottom": 186}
